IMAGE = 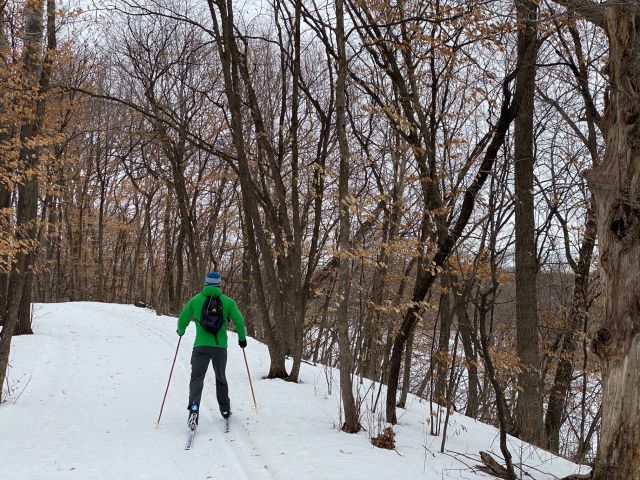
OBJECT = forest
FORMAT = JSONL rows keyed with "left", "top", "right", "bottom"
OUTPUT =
{"left": 1, "top": 1, "right": 639, "bottom": 479}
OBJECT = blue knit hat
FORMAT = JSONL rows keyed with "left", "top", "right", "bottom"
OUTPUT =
{"left": 204, "top": 271, "right": 222, "bottom": 287}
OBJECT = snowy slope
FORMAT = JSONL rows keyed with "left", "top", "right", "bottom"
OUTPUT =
{"left": 1, "top": 302, "right": 588, "bottom": 480}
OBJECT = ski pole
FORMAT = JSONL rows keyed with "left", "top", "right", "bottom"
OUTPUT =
{"left": 242, "top": 349, "right": 257, "bottom": 408}
{"left": 156, "top": 336, "right": 182, "bottom": 428}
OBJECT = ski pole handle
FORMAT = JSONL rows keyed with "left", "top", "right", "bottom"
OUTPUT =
{"left": 242, "top": 349, "right": 257, "bottom": 408}
{"left": 156, "top": 336, "right": 182, "bottom": 428}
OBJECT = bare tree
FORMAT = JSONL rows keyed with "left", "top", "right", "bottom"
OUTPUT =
{"left": 0, "top": 0, "right": 56, "bottom": 401}
{"left": 335, "top": 0, "right": 359, "bottom": 433}
{"left": 513, "top": 0, "right": 544, "bottom": 445}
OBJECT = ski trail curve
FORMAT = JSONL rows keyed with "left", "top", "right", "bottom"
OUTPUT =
{"left": 103, "top": 303, "right": 277, "bottom": 480}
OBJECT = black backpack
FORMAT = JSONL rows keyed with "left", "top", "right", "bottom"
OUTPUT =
{"left": 200, "top": 296, "right": 224, "bottom": 343}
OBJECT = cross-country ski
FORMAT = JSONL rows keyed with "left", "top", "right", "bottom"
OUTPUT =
{"left": 185, "top": 427, "right": 196, "bottom": 450}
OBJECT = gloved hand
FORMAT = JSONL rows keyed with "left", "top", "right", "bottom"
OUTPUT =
{"left": 239, "top": 339, "right": 247, "bottom": 349}
{"left": 177, "top": 329, "right": 185, "bottom": 337}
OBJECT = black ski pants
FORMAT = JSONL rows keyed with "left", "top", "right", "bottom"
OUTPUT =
{"left": 188, "top": 346, "right": 230, "bottom": 416}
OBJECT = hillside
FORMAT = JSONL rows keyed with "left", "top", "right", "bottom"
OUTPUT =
{"left": 0, "top": 302, "right": 588, "bottom": 480}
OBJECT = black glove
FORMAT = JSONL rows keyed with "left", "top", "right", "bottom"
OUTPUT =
{"left": 239, "top": 339, "right": 247, "bottom": 349}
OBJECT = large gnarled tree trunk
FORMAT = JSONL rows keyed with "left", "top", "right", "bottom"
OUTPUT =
{"left": 585, "top": 6, "right": 640, "bottom": 480}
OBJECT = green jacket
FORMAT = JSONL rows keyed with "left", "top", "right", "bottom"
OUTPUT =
{"left": 177, "top": 286, "right": 246, "bottom": 348}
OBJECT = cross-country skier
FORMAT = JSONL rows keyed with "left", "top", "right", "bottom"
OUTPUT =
{"left": 176, "top": 271, "right": 247, "bottom": 430}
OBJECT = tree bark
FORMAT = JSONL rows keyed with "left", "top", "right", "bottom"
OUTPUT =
{"left": 335, "top": 0, "right": 359, "bottom": 433}
{"left": 452, "top": 279, "right": 480, "bottom": 418}
{"left": 283, "top": 0, "right": 305, "bottom": 384}
{"left": 0, "top": 186, "right": 10, "bottom": 327}
{"left": 586, "top": 6, "right": 640, "bottom": 479}
{"left": 513, "top": 0, "right": 543, "bottom": 445}
{"left": 0, "top": 2, "right": 10, "bottom": 327}
{"left": 475, "top": 295, "right": 517, "bottom": 480}
{"left": 434, "top": 287, "right": 454, "bottom": 405}
{"left": 397, "top": 330, "right": 414, "bottom": 409}
{"left": 0, "top": 0, "right": 50, "bottom": 401}
{"left": 544, "top": 206, "right": 596, "bottom": 451}
{"left": 96, "top": 144, "right": 107, "bottom": 302}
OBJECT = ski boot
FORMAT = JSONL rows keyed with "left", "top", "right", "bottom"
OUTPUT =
{"left": 187, "top": 402, "right": 199, "bottom": 431}
{"left": 221, "top": 410, "right": 231, "bottom": 433}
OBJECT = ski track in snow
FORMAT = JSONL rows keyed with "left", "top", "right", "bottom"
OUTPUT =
{"left": 0, "top": 303, "right": 272, "bottom": 480}
{"left": 95, "top": 302, "right": 275, "bottom": 480}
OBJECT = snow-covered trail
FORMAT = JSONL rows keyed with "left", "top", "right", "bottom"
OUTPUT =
{"left": 0, "top": 302, "right": 272, "bottom": 480}
{"left": 1, "top": 302, "right": 589, "bottom": 480}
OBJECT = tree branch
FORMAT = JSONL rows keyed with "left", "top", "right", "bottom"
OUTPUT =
{"left": 552, "top": 0, "right": 607, "bottom": 29}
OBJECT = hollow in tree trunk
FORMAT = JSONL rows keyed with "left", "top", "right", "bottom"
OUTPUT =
{"left": 586, "top": 7, "right": 640, "bottom": 480}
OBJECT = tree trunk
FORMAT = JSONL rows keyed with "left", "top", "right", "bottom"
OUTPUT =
{"left": 284, "top": 0, "right": 305, "bottom": 384}
{"left": 435, "top": 287, "right": 454, "bottom": 405}
{"left": 335, "top": 0, "right": 359, "bottom": 433}
{"left": 0, "top": 0, "right": 49, "bottom": 400}
{"left": 0, "top": 188, "right": 10, "bottom": 327}
{"left": 14, "top": 271, "right": 34, "bottom": 335}
{"left": 157, "top": 190, "right": 176, "bottom": 315}
{"left": 96, "top": 156, "right": 107, "bottom": 302}
{"left": 513, "top": 0, "right": 543, "bottom": 445}
{"left": 476, "top": 294, "right": 517, "bottom": 480}
{"left": 385, "top": 72, "right": 517, "bottom": 423}
{"left": 587, "top": 7, "right": 640, "bottom": 480}
{"left": 397, "top": 331, "right": 414, "bottom": 409}
{"left": 240, "top": 239, "right": 256, "bottom": 339}
{"left": 0, "top": 3, "right": 10, "bottom": 327}
{"left": 169, "top": 154, "right": 201, "bottom": 293}
{"left": 452, "top": 280, "right": 480, "bottom": 418}
{"left": 208, "top": 0, "right": 288, "bottom": 379}
{"left": 544, "top": 206, "right": 596, "bottom": 451}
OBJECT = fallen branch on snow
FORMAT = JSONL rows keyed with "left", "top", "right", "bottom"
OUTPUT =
{"left": 476, "top": 451, "right": 515, "bottom": 479}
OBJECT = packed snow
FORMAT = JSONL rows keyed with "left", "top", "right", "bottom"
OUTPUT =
{"left": 1, "top": 302, "right": 589, "bottom": 479}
